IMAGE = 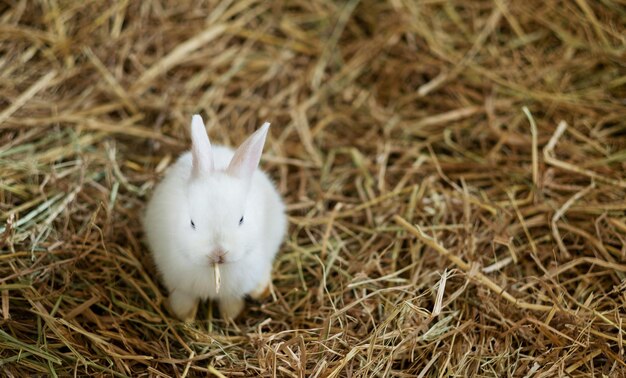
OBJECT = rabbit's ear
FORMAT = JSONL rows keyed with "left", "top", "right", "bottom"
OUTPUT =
{"left": 190, "top": 114, "right": 214, "bottom": 177}
{"left": 227, "top": 122, "right": 270, "bottom": 188}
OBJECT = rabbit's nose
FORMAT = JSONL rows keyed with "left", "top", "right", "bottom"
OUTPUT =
{"left": 209, "top": 248, "right": 226, "bottom": 264}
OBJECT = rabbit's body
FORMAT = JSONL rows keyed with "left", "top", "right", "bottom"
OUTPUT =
{"left": 143, "top": 117, "right": 286, "bottom": 320}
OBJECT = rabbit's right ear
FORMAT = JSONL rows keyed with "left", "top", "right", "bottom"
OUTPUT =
{"left": 190, "top": 114, "right": 214, "bottom": 177}
{"left": 227, "top": 122, "right": 270, "bottom": 190}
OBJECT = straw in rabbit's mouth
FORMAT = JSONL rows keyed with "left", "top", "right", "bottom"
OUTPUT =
{"left": 214, "top": 263, "right": 221, "bottom": 294}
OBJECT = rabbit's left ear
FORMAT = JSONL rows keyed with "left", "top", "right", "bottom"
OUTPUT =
{"left": 227, "top": 122, "right": 270, "bottom": 188}
{"left": 190, "top": 114, "right": 215, "bottom": 178}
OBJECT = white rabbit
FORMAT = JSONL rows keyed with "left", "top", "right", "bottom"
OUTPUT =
{"left": 143, "top": 115, "right": 286, "bottom": 321}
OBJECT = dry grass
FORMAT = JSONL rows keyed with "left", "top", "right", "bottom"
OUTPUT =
{"left": 1, "top": 0, "right": 626, "bottom": 376}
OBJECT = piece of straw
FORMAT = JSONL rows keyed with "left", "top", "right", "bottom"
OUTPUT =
{"left": 214, "top": 263, "right": 221, "bottom": 295}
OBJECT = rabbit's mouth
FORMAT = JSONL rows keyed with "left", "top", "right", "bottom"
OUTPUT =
{"left": 213, "top": 248, "right": 252, "bottom": 264}
{"left": 208, "top": 249, "right": 227, "bottom": 265}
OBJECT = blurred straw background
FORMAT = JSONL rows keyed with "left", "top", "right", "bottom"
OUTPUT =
{"left": 1, "top": 0, "right": 626, "bottom": 376}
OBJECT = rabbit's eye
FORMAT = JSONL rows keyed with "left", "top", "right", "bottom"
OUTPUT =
{"left": 190, "top": 220, "right": 196, "bottom": 229}
{"left": 239, "top": 216, "right": 244, "bottom": 226}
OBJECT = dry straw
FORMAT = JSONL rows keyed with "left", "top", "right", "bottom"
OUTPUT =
{"left": 1, "top": 0, "right": 626, "bottom": 376}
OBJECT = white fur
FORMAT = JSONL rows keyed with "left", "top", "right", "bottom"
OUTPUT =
{"left": 143, "top": 116, "right": 286, "bottom": 320}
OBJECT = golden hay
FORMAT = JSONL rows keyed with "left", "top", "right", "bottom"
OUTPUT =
{"left": 1, "top": 0, "right": 626, "bottom": 376}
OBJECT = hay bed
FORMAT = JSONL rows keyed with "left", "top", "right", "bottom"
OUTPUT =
{"left": 1, "top": 0, "right": 626, "bottom": 376}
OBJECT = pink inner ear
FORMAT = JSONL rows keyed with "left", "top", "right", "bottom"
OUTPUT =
{"left": 190, "top": 115, "right": 214, "bottom": 177}
{"left": 227, "top": 122, "right": 270, "bottom": 185}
